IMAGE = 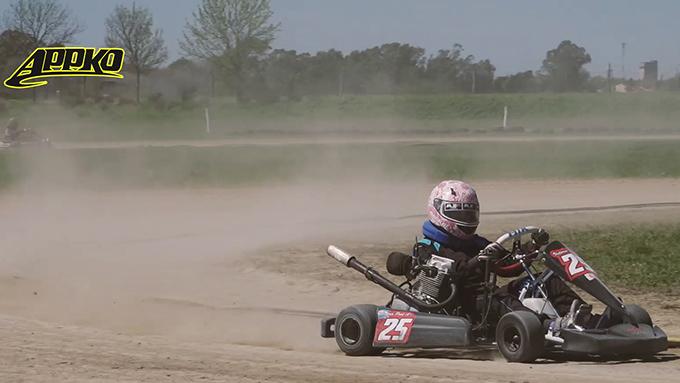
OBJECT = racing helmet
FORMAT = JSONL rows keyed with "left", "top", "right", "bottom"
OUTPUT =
{"left": 427, "top": 180, "right": 480, "bottom": 239}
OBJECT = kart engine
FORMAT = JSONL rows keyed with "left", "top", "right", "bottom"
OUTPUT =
{"left": 411, "top": 255, "right": 456, "bottom": 304}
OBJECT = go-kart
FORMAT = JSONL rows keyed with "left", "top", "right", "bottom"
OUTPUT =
{"left": 320, "top": 226, "right": 668, "bottom": 362}
{"left": 0, "top": 128, "right": 51, "bottom": 149}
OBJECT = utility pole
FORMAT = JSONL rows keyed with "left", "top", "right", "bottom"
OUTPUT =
{"left": 621, "top": 42, "right": 627, "bottom": 79}
{"left": 607, "top": 63, "right": 613, "bottom": 93}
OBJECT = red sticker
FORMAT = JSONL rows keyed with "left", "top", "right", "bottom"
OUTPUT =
{"left": 373, "top": 309, "right": 416, "bottom": 345}
{"left": 549, "top": 247, "right": 594, "bottom": 281}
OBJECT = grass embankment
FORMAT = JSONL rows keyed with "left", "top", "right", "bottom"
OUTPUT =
{"left": 2, "top": 92, "right": 680, "bottom": 140}
{"left": 0, "top": 140, "right": 678, "bottom": 189}
{"left": 556, "top": 225, "right": 680, "bottom": 292}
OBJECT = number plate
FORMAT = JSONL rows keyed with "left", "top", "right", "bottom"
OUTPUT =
{"left": 373, "top": 309, "right": 416, "bottom": 345}
{"left": 549, "top": 247, "right": 596, "bottom": 281}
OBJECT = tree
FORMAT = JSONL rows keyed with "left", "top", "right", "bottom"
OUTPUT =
{"left": 106, "top": 3, "right": 168, "bottom": 104}
{"left": 494, "top": 71, "right": 538, "bottom": 93}
{"left": 375, "top": 43, "right": 425, "bottom": 92}
{"left": 0, "top": 29, "right": 36, "bottom": 98}
{"left": 262, "top": 49, "right": 307, "bottom": 101}
{"left": 167, "top": 58, "right": 202, "bottom": 103}
{"left": 3, "top": 0, "right": 82, "bottom": 47}
{"left": 3, "top": 0, "right": 83, "bottom": 100}
{"left": 342, "top": 43, "right": 425, "bottom": 94}
{"left": 181, "top": 0, "right": 279, "bottom": 103}
{"left": 462, "top": 59, "right": 495, "bottom": 93}
{"left": 299, "top": 49, "right": 344, "bottom": 96}
{"left": 0, "top": 29, "right": 35, "bottom": 72}
{"left": 423, "top": 44, "right": 474, "bottom": 92}
{"left": 541, "top": 40, "right": 591, "bottom": 92}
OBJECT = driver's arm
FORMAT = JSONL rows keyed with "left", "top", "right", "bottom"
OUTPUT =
{"left": 480, "top": 242, "right": 525, "bottom": 278}
{"left": 492, "top": 261, "right": 524, "bottom": 278}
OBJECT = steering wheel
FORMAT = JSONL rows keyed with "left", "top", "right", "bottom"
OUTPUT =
{"left": 489, "top": 226, "right": 547, "bottom": 275}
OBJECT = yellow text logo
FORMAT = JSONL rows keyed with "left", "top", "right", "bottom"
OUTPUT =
{"left": 4, "top": 47, "right": 125, "bottom": 89}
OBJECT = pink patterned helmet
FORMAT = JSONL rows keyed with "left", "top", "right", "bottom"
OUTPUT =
{"left": 427, "top": 180, "right": 480, "bottom": 239}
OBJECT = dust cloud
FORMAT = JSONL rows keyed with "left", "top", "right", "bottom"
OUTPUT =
{"left": 2, "top": 96, "right": 680, "bottom": 352}
{"left": 0, "top": 142, "right": 436, "bottom": 349}
{"left": 2, "top": 140, "right": 680, "bottom": 351}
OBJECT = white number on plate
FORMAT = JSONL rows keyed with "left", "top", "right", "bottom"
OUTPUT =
{"left": 377, "top": 318, "right": 415, "bottom": 341}
{"left": 561, "top": 253, "right": 586, "bottom": 276}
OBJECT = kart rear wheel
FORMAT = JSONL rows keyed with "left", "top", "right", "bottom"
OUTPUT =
{"left": 334, "top": 304, "right": 384, "bottom": 356}
{"left": 496, "top": 311, "right": 544, "bottom": 363}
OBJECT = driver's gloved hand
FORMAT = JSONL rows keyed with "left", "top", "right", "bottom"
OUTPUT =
{"left": 521, "top": 229, "right": 550, "bottom": 253}
{"left": 531, "top": 229, "right": 550, "bottom": 247}
{"left": 481, "top": 242, "right": 508, "bottom": 260}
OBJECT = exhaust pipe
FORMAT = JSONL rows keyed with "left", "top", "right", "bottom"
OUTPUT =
{"left": 326, "top": 245, "right": 454, "bottom": 311}
{"left": 327, "top": 245, "right": 353, "bottom": 266}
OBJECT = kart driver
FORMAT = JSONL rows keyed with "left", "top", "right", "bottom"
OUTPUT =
{"left": 4, "top": 117, "right": 20, "bottom": 142}
{"left": 414, "top": 179, "right": 592, "bottom": 329}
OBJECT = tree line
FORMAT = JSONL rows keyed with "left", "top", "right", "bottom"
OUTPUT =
{"left": 0, "top": 0, "right": 647, "bottom": 105}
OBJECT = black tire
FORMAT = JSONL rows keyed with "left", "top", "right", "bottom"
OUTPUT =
{"left": 496, "top": 311, "right": 545, "bottom": 363}
{"left": 334, "top": 304, "right": 384, "bottom": 356}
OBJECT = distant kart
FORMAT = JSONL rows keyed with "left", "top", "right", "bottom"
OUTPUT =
{"left": 320, "top": 226, "right": 668, "bottom": 362}
{"left": 0, "top": 129, "right": 51, "bottom": 149}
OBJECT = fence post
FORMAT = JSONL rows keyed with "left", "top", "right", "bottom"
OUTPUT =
{"left": 205, "top": 107, "right": 211, "bottom": 134}
{"left": 503, "top": 106, "right": 508, "bottom": 129}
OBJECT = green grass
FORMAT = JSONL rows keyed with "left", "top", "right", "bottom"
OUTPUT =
{"left": 391, "top": 93, "right": 680, "bottom": 119}
{"left": 555, "top": 224, "right": 680, "bottom": 292}
{"left": 2, "top": 92, "right": 680, "bottom": 140}
{"left": 421, "top": 140, "right": 680, "bottom": 180}
{"left": 0, "top": 139, "right": 678, "bottom": 190}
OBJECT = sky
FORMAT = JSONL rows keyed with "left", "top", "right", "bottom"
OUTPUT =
{"left": 2, "top": 0, "right": 679, "bottom": 78}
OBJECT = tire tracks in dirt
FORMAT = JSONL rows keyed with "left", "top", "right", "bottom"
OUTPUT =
{"left": 144, "top": 297, "right": 334, "bottom": 319}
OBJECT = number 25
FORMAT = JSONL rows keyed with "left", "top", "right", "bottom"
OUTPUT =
{"left": 377, "top": 318, "right": 414, "bottom": 341}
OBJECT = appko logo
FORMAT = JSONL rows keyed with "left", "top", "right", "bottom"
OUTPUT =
{"left": 4, "top": 47, "right": 125, "bottom": 89}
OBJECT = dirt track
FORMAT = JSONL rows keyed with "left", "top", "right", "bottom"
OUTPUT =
{"left": 51, "top": 133, "right": 680, "bottom": 149}
{"left": 1, "top": 178, "right": 679, "bottom": 381}
{"left": 1, "top": 315, "right": 678, "bottom": 383}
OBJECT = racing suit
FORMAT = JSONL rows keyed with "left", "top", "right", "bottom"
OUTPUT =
{"left": 415, "top": 220, "right": 582, "bottom": 324}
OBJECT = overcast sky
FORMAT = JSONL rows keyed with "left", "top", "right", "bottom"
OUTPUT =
{"left": 3, "top": 0, "right": 679, "bottom": 78}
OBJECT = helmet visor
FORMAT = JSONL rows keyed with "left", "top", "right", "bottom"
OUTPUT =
{"left": 434, "top": 199, "right": 480, "bottom": 227}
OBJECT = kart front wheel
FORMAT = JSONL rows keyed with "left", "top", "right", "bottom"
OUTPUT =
{"left": 496, "top": 311, "right": 545, "bottom": 363}
{"left": 334, "top": 305, "right": 384, "bottom": 356}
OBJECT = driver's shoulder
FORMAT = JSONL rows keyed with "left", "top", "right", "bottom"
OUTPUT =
{"left": 417, "top": 233, "right": 490, "bottom": 258}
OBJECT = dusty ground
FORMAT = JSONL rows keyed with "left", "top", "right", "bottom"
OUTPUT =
{"left": 0, "top": 178, "right": 679, "bottom": 382}
{"left": 52, "top": 133, "right": 680, "bottom": 149}
{"left": 1, "top": 314, "right": 678, "bottom": 383}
